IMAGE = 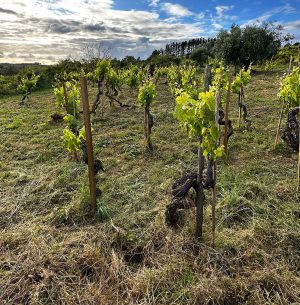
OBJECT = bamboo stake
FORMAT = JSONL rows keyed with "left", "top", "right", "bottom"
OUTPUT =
{"left": 80, "top": 76, "right": 97, "bottom": 212}
{"left": 274, "top": 56, "right": 293, "bottom": 148}
{"left": 224, "top": 73, "right": 232, "bottom": 154}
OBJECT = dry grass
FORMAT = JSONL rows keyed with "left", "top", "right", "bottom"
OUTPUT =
{"left": 0, "top": 70, "right": 299, "bottom": 304}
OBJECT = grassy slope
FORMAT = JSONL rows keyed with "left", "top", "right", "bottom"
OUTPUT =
{"left": 0, "top": 70, "right": 299, "bottom": 305}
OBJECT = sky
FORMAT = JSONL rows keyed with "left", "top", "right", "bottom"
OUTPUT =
{"left": 0, "top": 0, "right": 300, "bottom": 64}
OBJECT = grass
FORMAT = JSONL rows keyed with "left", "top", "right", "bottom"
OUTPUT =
{"left": 0, "top": 70, "right": 299, "bottom": 305}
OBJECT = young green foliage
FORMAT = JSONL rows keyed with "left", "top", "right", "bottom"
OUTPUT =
{"left": 63, "top": 114, "right": 78, "bottom": 131}
{"left": 138, "top": 80, "right": 156, "bottom": 150}
{"left": 94, "top": 59, "right": 111, "bottom": 81}
{"left": 165, "top": 65, "right": 182, "bottom": 96}
{"left": 17, "top": 72, "right": 40, "bottom": 102}
{"left": 278, "top": 67, "right": 300, "bottom": 109}
{"left": 231, "top": 67, "right": 252, "bottom": 94}
{"left": 137, "top": 80, "right": 156, "bottom": 106}
{"left": 63, "top": 127, "right": 86, "bottom": 157}
{"left": 174, "top": 90, "right": 224, "bottom": 160}
{"left": 54, "top": 81, "right": 80, "bottom": 116}
{"left": 124, "top": 65, "right": 146, "bottom": 92}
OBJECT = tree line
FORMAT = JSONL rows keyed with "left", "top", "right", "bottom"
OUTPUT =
{"left": 152, "top": 37, "right": 217, "bottom": 57}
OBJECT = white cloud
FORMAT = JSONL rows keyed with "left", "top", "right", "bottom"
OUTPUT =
{"left": 283, "top": 19, "right": 300, "bottom": 41}
{"left": 215, "top": 5, "right": 234, "bottom": 19}
{"left": 195, "top": 12, "right": 205, "bottom": 20}
{"left": 149, "top": 0, "right": 159, "bottom": 8}
{"left": 212, "top": 22, "right": 223, "bottom": 30}
{"left": 241, "top": 4, "right": 296, "bottom": 27}
{"left": 161, "top": 3, "right": 193, "bottom": 17}
{"left": 0, "top": 0, "right": 202, "bottom": 64}
{"left": 207, "top": 5, "right": 235, "bottom": 31}
{"left": 284, "top": 20, "right": 300, "bottom": 31}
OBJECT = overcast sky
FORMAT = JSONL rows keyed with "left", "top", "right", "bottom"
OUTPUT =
{"left": 0, "top": 0, "right": 299, "bottom": 64}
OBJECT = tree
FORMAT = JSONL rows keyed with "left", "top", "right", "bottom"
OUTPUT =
{"left": 214, "top": 23, "right": 293, "bottom": 68}
{"left": 214, "top": 25, "right": 244, "bottom": 68}
{"left": 190, "top": 46, "right": 211, "bottom": 66}
{"left": 82, "top": 42, "right": 111, "bottom": 71}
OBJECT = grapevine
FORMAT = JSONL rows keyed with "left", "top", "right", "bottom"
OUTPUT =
{"left": 137, "top": 80, "right": 156, "bottom": 150}
{"left": 90, "top": 59, "right": 130, "bottom": 114}
{"left": 277, "top": 67, "right": 300, "bottom": 152}
{"left": 231, "top": 67, "right": 252, "bottom": 128}
{"left": 17, "top": 72, "right": 40, "bottom": 104}
{"left": 168, "top": 65, "right": 225, "bottom": 239}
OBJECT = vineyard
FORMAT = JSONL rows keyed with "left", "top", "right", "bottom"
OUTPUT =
{"left": 0, "top": 60, "right": 300, "bottom": 305}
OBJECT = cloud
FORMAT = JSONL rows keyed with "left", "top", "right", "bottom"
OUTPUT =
{"left": 46, "top": 19, "right": 82, "bottom": 33}
{"left": 0, "top": 0, "right": 202, "bottom": 64}
{"left": 161, "top": 3, "right": 193, "bottom": 17}
{"left": 1, "top": 0, "right": 297, "bottom": 64}
{"left": 0, "top": 7, "right": 18, "bottom": 15}
{"left": 283, "top": 19, "right": 300, "bottom": 41}
{"left": 45, "top": 19, "right": 106, "bottom": 34}
{"left": 148, "top": 0, "right": 159, "bottom": 8}
{"left": 212, "top": 22, "right": 223, "bottom": 30}
{"left": 208, "top": 5, "right": 235, "bottom": 30}
{"left": 284, "top": 20, "right": 300, "bottom": 31}
{"left": 195, "top": 12, "right": 205, "bottom": 20}
{"left": 216, "top": 5, "right": 233, "bottom": 18}
{"left": 241, "top": 4, "right": 296, "bottom": 26}
{"left": 84, "top": 23, "right": 106, "bottom": 33}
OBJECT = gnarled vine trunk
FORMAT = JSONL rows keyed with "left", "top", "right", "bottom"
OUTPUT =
{"left": 282, "top": 107, "right": 299, "bottom": 151}
{"left": 91, "top": 80, "right": 104, "bottom": 114}
{"left": 144, "top": 104, "right": 153, "bottom": 151}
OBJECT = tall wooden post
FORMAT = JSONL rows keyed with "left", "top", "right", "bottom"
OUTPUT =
{"left": 195, "top": 139, "right": 205, "bottom": 239}
{"left": 80, "top": 76, "right": 97, "bottom": 211}
{"left": 224, "top": 73, "right": 232, "bottom": 154}
{"left": 238, "top": 70, "right": 242, "bottom": 129}
{"left": 195, "top": 65, "right": 211, "bottom": 240}
{"left": 212, "top": 89, "right": 221, "bottom": 247}
{"left": 297, "top": 104, "right": 300, "bottom": 192}
{"left": 144, "top": 104, "right": 153, "bottom": 151}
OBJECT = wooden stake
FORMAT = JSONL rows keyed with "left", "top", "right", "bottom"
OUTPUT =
{"left": 212, "top": 162, "right": 217, "bottom": 246}
{"left": 144, "top": 104, "right": 153, "bottom": 151}
{"left": 62, "top": 81, "right": 69, "bottom": 114}
{"left": 195, "top": 65, "right": 211, "bottom": 240}
{"left": 195, "top": 139, "right": 205, "bottom": 239}
{"left": 297, "top": 100, "right": 300, "bottom": 193}
{"left": 274, "top": 99, "right": 286, "bottom": 148}
{"left": 212, "top": 89, "right": 221, "bottom": 247}
{"left": 224, "top": 73, "right": 232, "bottom": 154}
{"left": 204, "top": 65, "right": 211, "bottom": 92}
{"left": 238, "top": 102, "right": 242, "bottom": 129}
{"left": 274, "top": 56, "right": 293, "bottom": 148}
{"left": 238, "top": 70, "right": 243, "bottom": 129}
{"left": 80, "top": 76, "right": 97, "bottom": 211}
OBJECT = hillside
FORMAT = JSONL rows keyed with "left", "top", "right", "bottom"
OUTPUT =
{"left": 0, "top": 70, "right": 299, "bottom": 305}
